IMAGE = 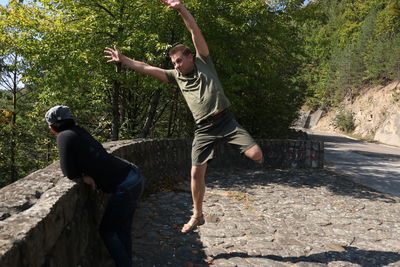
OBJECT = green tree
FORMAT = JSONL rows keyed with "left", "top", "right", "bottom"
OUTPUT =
{"left": 300, "top": 0, "right": 400, "bottom": 108}
{"left": 1, "top": 0, "right": 308, "bottom": 186}
{"left": 0, "top": 1, "right": 55, "bottom": 186}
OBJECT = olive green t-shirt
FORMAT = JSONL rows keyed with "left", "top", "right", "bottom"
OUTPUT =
{"left": 164, "top": 54, "right": 231, "bottom": 124}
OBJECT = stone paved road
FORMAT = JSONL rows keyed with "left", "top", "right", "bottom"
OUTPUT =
{"left": 132, "top": 168, "right": 400, "bottom": 267}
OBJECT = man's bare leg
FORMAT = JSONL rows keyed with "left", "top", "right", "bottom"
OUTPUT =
{"left": 244, "top": 144, "right": 264, "bottom": 163}
{"left": 182, "top": 163, "right": 208, "bottom": 233}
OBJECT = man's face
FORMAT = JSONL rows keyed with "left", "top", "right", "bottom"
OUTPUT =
{"left": 49, "top": 125, "right": 58, "bottom": 135}
{"left": 170, "top": 51, "right": 194, "bottom": 75}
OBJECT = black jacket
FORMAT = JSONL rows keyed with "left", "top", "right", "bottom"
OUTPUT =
{"left": 57, "top": 126, "right": 131, "bottom": 193}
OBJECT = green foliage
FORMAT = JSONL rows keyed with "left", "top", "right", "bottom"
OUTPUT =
{"left": 9, "top": 0, "right": 399, "bottom": 185}
{"left": 300, "top": 0, "right": 400, "bottom": 108}
{"left": 366, "top": 34, "right": 400, "bottom": 81}
{"left": 334, "top": 109, "right": 355, "bottom": 133}
{"left": 192, "top": 0, "right": 305, "bottom": 138}
{"left": 1, "top": 0, "right": 307, "bottom": 186}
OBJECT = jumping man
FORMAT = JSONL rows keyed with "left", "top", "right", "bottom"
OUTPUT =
{"left": 104, "top": 0, "right": 263, "bottom": 233}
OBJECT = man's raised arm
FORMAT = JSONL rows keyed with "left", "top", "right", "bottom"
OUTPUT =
{"left": 161, "top": 0, "right": 209, "bottom": 57}
{"left": 104, "top": 46, "right": 169, "bottom": 83}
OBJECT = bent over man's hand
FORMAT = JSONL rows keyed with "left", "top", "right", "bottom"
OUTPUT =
{"left": 83, "top": 175, "right": 97, "bottom": 191}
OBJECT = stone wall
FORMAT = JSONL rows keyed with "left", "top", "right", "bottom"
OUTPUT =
{"left": 293, "top": 109, "right": 323, "bottom": 129}
{"left": 0, "top": 139, "right": 323, "bottom": 267}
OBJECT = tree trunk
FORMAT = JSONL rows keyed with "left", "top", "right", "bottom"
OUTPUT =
{"left": 167, "top": 89, "right": 178, "bottom": 137}
{"left": 10, "top": 54, "right": 18, "bottom": 181}
{"left": 140, "top": 88, "right": 162, "bottom": 138}
{"left": 111, "top": 63, "right": 121, "bottom": 141}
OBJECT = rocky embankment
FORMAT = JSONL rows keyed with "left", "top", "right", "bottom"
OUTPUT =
{"left": 312, "top": 80, "right": 400, "bottom": 147}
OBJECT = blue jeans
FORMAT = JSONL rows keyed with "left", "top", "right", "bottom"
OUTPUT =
{"left": 99, "top": 167, "right": 144, "bottom": 267}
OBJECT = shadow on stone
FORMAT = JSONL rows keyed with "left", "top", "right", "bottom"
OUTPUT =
{"left": 206, "top": 168, "right": 399, "bottom": 202}
{"left": 213, "top": 246, "right": 400, "bottom": 267}
{"left": 132, "top": 190, "right": 209, "bottom": 266}
{"left": 310, "top": 133, "right": 363, "bottom": 144}
{"left": 352, "top": 150, "right": 400, "bottom": 161}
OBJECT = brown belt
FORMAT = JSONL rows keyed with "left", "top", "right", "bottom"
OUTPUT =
{"left": 199, "top": 109, "right": 228, "bottom": 124}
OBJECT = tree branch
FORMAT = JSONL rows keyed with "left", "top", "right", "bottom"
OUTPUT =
{"left": 93, "top": 3, "right": 115, "bottom": 18}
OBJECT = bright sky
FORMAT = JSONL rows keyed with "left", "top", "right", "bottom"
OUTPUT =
{"left": 0, "top": 0, "right": 8, "bottom": 7}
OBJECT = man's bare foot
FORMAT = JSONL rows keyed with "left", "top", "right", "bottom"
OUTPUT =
{"left": 181, "top": 215, "right": 205, "bottom": 233}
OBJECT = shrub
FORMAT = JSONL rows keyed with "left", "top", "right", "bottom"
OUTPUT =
{"left": 334, "top": 109, "right": 355, "bottom": 133}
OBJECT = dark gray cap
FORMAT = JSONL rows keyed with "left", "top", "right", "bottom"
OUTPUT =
{"left": 45, "top": 105, "right": 74, "bottom": 125}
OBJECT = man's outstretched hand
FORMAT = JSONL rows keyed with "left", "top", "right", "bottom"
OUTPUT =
{"left": 161, "top": 0, "right": 183, "bottom": 9}
{"left": 104, "top": 46, "right": 122, "bottom": 63}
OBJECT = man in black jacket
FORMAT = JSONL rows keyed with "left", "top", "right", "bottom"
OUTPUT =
{"left": 45, "top": 105, "right": 143, "bottom": 267}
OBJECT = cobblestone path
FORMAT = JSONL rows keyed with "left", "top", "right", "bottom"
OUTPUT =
{"left": 132, "top": 168, "right": 400, "bottom": 267}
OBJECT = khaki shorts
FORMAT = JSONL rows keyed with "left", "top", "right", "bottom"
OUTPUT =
{"left": 192, "top": 111, "right": 257, "bottom": 166}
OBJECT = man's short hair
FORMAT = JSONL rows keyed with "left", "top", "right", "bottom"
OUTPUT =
{"left": 169, "top": 44, "right": 193, "bottom": 57}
